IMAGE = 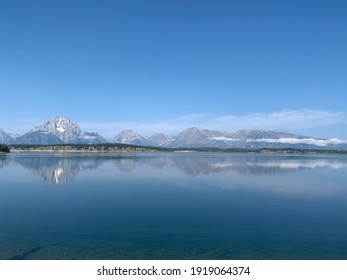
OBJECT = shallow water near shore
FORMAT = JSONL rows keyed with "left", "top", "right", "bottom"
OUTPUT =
{"left": 1, "top": 152, "right": 347, "bottom": 260}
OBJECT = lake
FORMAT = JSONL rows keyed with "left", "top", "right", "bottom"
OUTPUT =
{"left": 1, "top": 152, "right": 347, "bottom": 260}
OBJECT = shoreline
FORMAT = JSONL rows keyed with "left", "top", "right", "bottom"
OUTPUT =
{"left": 8, "top": 145, "right": 347, "bottom": 155}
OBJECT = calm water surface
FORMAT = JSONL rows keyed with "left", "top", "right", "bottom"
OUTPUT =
{"left": 0, "top": 152, "right": 347, "bottom": 260}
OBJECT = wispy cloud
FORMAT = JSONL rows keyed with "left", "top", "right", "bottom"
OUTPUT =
{"left": 79, "top": 109, "right": 347, "bottom": 138}
{"left": 253, "top": 138, "right": 347, "bottom": 147}
{"left": 211, "top": 137, "right": 347, "bottom": 147}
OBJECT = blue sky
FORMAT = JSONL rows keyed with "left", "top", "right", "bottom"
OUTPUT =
{"left": 0, "top": 0, "right": 346, "bottom": 138}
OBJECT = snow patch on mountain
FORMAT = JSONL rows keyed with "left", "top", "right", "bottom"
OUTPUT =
{"left": 30, "top": 116, "right": 106, "bottom": 144}
{"left": 56, "top": 118, "right": 66, "bottom": 133}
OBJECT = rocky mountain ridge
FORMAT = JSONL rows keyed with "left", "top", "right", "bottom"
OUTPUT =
{"left": 0, "top": 128, "right": 12, "bottom": 144}
{"left": 113, "top": 130, "right": 154, "bottom": 147}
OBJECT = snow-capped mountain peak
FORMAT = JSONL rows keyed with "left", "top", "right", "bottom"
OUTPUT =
{"left": 27, "top": 116, "right": 106, "bottom": 144}
{"left": 31, "top": 116, "right": 82, "bottom": 143}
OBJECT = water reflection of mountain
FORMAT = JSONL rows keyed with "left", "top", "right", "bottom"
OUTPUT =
{"left": 8, "top": 155, "right": 101, "bottom": 185}
{"left": 110, "top": 154, "right": 347, "bottom": 176}
{"left": 2, "top": 153, "right": 347, "bottom": 185}
{"left": 113, "top": 156, "right": 145, "bottom": 172}
{"left": 0, "top": 154, "right": 8, "bottom": 169}
{"left": 150, "top": 154, "right": 347, "bottom": 176}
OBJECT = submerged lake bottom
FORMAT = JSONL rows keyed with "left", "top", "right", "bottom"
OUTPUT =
{"left": 0, "top": 152, "right": 347, "bottom": 260}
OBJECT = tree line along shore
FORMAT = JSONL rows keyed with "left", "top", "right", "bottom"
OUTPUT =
{"left": 1, "top": 143, "right": 346, "bottom": 154}
{"left": 0, "top": 144, "right": 10, "bottom": 153}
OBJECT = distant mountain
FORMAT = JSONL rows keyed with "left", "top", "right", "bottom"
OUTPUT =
{"left": 0, "top": 129, "right": 12, "bottom": 144}
{"left": 15, "top": 131, "right": 63, "bottom": 145}
{"left": 17, "top": 116, "right": 107, "bottom": 145}
{"left": 164, "top": 127, "right": 347, "bottom": 150}
{"left": 166, "top": 127, "right": 224, "bottom": 148}
{"left": 113, "top": 130, "right": 155, "bottom": 146}
{"left": 224, "top": 129, "right": 305, "bottom": 140}
{"left": 148, "top": 133, "right": 175, "bottom": 147}
{"left": 8, "top": 133, "right": 20, "bottom": 140}
{"left": 211, "top": 129, "right": 347, "bottom": 150}
{"left": 75, "top": 132, "right": 106, "bottom": 144}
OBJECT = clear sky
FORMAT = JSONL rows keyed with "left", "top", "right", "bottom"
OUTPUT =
{"left": 0, "top": 0, "right": 346, "bottom": 138}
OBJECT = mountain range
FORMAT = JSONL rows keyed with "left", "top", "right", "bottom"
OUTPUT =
{"left": 1, "top": 116, "right": 347, "bottom": 150}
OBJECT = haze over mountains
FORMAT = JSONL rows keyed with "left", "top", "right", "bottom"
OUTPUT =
{"left": 1, "top": 116, "right": 347, "bottom": 150}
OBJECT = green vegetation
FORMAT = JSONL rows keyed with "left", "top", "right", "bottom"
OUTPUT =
{"left": 10, "top": 143, "right": 171, "bottom": 153}
{"left": 0, "top": 144, "right": 10, "bottom": 153}
{"left": 8, "top": 143, "right": 347, "bottom": 154}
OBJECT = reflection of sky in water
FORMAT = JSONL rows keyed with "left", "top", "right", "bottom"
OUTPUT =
{"left": 1, "top": 153, "right": 347, "bottom": 260}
